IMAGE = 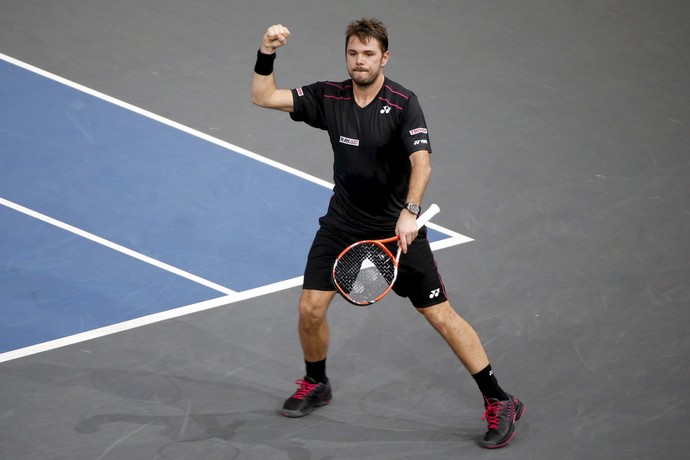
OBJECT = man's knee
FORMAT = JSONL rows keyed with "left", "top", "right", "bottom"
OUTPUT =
{"left": 299, "top": 290, "right": 335, "bottom": 322}
{"left": 417, "top": 301, "right": 456, "bottom": 326}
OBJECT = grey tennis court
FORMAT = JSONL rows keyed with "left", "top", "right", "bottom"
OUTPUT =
{"left": 1, "top": 1, "right": 688, "bottom": 459}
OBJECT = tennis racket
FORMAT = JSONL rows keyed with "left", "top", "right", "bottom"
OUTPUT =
{"left": 332, "top": 203, "right": 440, "bottom": 306}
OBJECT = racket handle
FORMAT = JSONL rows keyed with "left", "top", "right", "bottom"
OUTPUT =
{"left": 416, "top": 203, "right": 440, "bottom": 229}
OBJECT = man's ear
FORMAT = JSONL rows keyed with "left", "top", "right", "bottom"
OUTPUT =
{"left": 381, "top": 50, "right": 390, "bottom": 67}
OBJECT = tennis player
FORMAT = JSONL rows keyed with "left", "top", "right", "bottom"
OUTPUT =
{"left": 251, "top": 18, "right": 524, "bottom": 449}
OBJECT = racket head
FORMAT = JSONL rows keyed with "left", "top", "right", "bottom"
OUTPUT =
{"left": 332, "top": 240, "right": 399, "bottom": 306}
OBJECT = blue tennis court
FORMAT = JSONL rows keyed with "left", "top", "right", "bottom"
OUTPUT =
{"left": 0, "top": 56, "right": 469, "bottom": 358}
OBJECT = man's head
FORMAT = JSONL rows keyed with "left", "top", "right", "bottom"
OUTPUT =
{"left": 345, "top": 18, "right": 390, "bottom": 88}
{"left": 345, "top": 18, "right": 389, "bottom": 53}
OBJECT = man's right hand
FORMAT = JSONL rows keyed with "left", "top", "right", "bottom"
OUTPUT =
{"left": 261, "top": 24, "right": 290, "bottom": 54}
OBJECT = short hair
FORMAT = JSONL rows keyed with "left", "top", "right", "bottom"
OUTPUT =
{"left": 345, "top": 18, "right": 389, "bottom": 53}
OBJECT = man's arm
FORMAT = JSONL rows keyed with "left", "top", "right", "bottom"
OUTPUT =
{"left": 397, "top": 149, "right": 432, "bottom": 253}
{"left": 251, "top": 24, "right": 295, "bottom": 112}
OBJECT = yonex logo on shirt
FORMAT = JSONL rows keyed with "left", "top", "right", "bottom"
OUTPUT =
{"left": 380, "top": 105, "right": 391, "bottom": 114}
{"left": 339, "top": 136, "right": 360, "bottom": 146}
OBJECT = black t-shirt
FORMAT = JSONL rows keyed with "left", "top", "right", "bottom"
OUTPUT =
{"left": 290, "top": 77, "right": 431, "bottom": 235}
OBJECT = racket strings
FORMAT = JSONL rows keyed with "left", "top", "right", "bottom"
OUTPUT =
{"left": 334, "top": 242, "right": 397, "bottom": 303}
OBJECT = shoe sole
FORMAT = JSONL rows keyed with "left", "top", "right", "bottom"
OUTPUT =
{"left": 282, "top": 399, "right": 331, "bottom": 418}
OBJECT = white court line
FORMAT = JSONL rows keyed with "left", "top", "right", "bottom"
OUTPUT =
{"left": 0, "top": 197, "right": 237, "bottom": 295}
{"left": 0, "top": 277, "right": 305, "bottom": 363}
{"left": 0, "top": 53, "right": 474, "bottom": 362}
{"left": 0, "top": 195, "right": 469, "bottom": 363}
{"left": 0, "top": 52, "right": 334, "bottom": 191}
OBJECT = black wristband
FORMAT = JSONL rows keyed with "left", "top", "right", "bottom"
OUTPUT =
{"left": 254, "top": 50, "right": 276, "bottom": 76}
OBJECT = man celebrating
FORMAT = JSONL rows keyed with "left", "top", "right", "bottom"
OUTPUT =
{"left": 251, "top": 18, "right": 524, "bottom": 449}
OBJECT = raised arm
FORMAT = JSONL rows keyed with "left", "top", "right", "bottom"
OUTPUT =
{"left": 251, "top": 24, "right": 295, "bottom": 112}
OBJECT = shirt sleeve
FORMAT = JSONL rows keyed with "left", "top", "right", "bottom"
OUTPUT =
{"left": 400, "top": 94, "right": 432, "bottom": 155}
{"left": 289, "top": 82, "right": 328, "bottom": 130}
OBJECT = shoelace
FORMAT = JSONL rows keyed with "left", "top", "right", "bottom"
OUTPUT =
{"left": 293, "top": 379, "right": 318, "bottom": 400}
{"left": 482, "top": 399, "right": 508, "bottom": 430}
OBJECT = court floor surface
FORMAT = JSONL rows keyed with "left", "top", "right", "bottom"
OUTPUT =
{"left": 1, "top": 1, "right": 688, "bottom": 459}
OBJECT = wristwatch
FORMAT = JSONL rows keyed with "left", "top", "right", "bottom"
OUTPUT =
{"left": 405, "top": 202, "right": 421, "bottom": 216}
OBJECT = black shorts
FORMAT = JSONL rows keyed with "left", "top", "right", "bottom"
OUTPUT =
{"left": 303, "top": 223, "right": 448, "bottom": 308}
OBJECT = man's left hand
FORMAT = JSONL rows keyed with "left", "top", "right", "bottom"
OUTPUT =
{"left": 396, "top": 210, "right": 418, "bottom": 254}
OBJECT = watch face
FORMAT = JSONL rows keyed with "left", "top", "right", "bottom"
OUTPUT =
{"left": 406, "top": 203, "right": 420, "bottom": 215}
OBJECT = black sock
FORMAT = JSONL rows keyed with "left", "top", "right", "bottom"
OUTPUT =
{"left": 305, "top": 359, "right": 327, "bottom": 383}
{"left": 472, "top": 364, "right": 509, "bottom": 401}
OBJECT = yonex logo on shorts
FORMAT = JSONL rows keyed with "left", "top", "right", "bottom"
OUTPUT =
{"left": 339, "top": 136, "right": 360, "bottom": 146}
{"left": 429, "top": 288, "right": 441, "bottom": 299}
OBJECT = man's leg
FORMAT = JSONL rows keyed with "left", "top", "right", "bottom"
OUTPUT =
{"left": 282, "top": 289, "right": 336, "bottom": 417}
{"left": 417, "top": 301, "right": 525, "bottom": 448}
{"left": 417, "top": 301, "right": 489, "bottom": 373}
{"left": 298, "top": 289, "right": 336, "bottom": 362}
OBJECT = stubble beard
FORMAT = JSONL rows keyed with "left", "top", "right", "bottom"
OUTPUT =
{"left": 349, "top": 68, "right": 380, "bottom": 89}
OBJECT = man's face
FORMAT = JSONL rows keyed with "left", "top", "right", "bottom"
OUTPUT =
{"left": 346, "top": 36, "right": 389, "bottom": 88}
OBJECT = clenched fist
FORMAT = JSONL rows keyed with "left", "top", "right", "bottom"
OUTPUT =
{"left": 261, "top": 24, "right": 291, "bottom": 54}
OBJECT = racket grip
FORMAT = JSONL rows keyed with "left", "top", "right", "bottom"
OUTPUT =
{"left": 416, "top": 203, "right": 440, "bottom": 229}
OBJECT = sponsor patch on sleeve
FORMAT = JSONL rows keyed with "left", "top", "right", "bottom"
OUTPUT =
{"left": 409, "top": 127, "right": 428, "bottom": 135}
